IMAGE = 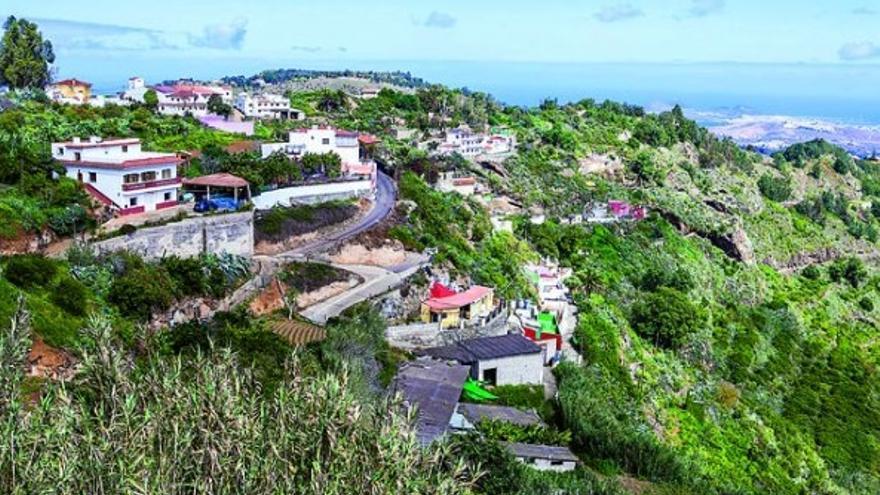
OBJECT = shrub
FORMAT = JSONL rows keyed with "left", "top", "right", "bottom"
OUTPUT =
{"left": 828, "top": 257, "right": 867, "bottom": 288}
{"left": 801, "top": 265, "right": 822, "bottom": 280}
{"left": 160, "top": 255, "right": 208, "bottom": 298}
{"left": 859, "top": 297, "right": 874, "bottom": 312}
{"left": 51, "top": 277, "right": 89, "bottom": 316}
{"left": 629, "top": 287, "right": 705, "bottom": 349}
{"left": 108, "top": 265, "right": 175, "bottom": 321}
{"left": 3, "top": 254, "right": 57, "bottom": 288}
{"left": 758, "top": 173, "right": 792, "bottom": 202}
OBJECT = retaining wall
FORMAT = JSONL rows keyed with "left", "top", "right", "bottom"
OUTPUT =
{"left": 92, "top": 211, "right": 254, "bottom": 260}
{"left": 252, "top": 180, "right": 373, "bottom": 209}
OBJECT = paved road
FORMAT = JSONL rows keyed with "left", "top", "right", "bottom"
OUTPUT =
{"left": 287, "top": 171, "right": 396, "bottom": 257}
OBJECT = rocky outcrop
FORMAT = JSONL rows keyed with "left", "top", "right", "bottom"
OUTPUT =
{"left": 707, "top": 227, "right": 756, "bottom": 265}
{"left": 763, "top": 247, "right": 840, "bottom": 274}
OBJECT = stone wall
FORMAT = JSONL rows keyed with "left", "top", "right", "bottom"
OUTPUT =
{"left": 92, "top": 211, "right": 254, "bottom": 260}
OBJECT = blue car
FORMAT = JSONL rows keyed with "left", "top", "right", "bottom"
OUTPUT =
{"left": 194, "top": 197, "right": 240, "bottom": 213}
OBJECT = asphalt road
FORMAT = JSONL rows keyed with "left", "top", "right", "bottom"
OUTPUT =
{"left": 287, "top": 171, "right": 396, "bottom": 257}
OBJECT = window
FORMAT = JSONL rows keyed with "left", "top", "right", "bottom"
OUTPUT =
{"left": 88, "top": 172, "right": 97, "bottom": 183}
{"left": 164, "top": 192, "right": 173, "bottom": 201}
{"left": 161, "top": 169, "right": 172, "bottom": 179}
{"left": 322, "top": 138, "right": 330, "bottom": 145}
{"left": 550, "top": 460, "right": 565, "bottom": 466}
{"left": 482, "top": 368, "right": 498, "bottom": 386}
{"left": 129, "top": 197, "right": 138, "bottom": 207}
{"left": 57, "top": 147, "right": 64, "bottom": 156}
{"left": 141, "top": 171, "right": 157, "bottom": 182}
{"left": 74, "top": 152, "right": 81, "bottom": 161}
{"left": 121, "top": 145, "right": 128, "bottom": 152}
{"left": 123, "top": 174, "right": 139, "bottom": 184}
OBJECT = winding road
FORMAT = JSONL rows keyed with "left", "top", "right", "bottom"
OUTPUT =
{"left": 285, "top": 172, "right": 396, "bottom": 257}
{"left": 261, "top": 171, "right": 427, "bottom": 325}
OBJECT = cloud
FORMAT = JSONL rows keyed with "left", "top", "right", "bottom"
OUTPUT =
{"left": 594, "top": 4, "right": 644, "bottom": 23}
{"left": 853, "top": 6, "right": 877, "bottom": 15}
{"left": 422, "top": 11, "right": 457, "bottom": 29}
{"left": 688, "top": 0, "right": 725, "bottom": 17}
{"left": 839, "top": 41, "right": 880, "bottom": 61}
{"left": 33, "top": 17, "right": 180, "bottom": 51}
{"left": 291, "top": 45, "right": 322, "bottom": 53}
{"left": 188, "top": 18, "right": 247, "bottom": 50}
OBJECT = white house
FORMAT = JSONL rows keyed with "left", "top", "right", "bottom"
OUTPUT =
{"left": 234, "top": 92, "right": 302, "bottom": 120}
{"left": 440, "top": 127, "right": 485, "bottom": 157}
{"left": 125, "top": 80, "right": 233, "bottom": 117}
{"left": 422, "top": 334, "right": 544, "bottom": 386}
{"left": 53, "top": 137, "right": 181, "bottom": 216}
{"left": 260, "top": 126, "right": 377, "bottom": 180}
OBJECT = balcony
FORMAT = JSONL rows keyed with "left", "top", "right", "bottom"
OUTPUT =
{"left": 122, "top": 177, "right": 182, "bottom": 192}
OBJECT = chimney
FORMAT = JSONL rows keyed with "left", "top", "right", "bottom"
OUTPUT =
{"left": 89, "top": 136, "right": 102, "bottom": 143}
{"left": 72, "top": 137, "right": 81, "bottom": 143}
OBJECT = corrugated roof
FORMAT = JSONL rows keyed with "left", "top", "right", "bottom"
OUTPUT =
{"left": 422, "top": 334, "right": 542, "bottom": 364}
{"left": 503, "top": 442, "right": 578, "bottom": 462}
{"left": 457, "top": 403, "right": 544, "bottom": 427}
{"left": 392, "top": 357, "right": 470, "bottom": 445}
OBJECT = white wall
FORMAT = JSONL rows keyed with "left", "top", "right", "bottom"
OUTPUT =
{"left": 252, "top": 180, "right": 373, "bottom": 209}
{"left": 62, "top": 163, "right": 178, "bottom": 212}
{"left": 476, "top": 353, "right": 543, "bottom": 386}
{"left": 513, "top": 457, "right": 576, "bottom": 473}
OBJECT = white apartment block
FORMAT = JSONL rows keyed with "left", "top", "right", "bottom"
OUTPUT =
{"left": 438, "top": 127, "right": 517, "bottom": 158}
{"left": 53, "top": 137, "right": 182, "bottom": 216}
{"left": 123, "top": 79, "right": 233, "bottom": 117}
{"left": 234, "top": 92, "right": 302, "bottom": 120}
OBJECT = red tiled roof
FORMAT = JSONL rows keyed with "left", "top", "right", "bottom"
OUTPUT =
{"left": 358, "top": 134, "right": 380, "bottom": 145}
{"left": 53, "top": 78, "right": 92, "bottom": 88}
{"left": 423, "top": 286, "right": 492, "bottom": 311}
{"left": 183, "top": 173, "right": 249, "bottom": 188}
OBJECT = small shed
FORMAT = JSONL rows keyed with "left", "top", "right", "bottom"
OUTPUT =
{"left": 503, "top": 442, "right": 578, "bottom": 472}
{"left": 421, "top": 334, "right": 543, "bottom": 386}
{"left": 183, "top": 173, "right": 251, "bottom": 203}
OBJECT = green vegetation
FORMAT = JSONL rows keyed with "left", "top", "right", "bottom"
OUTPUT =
{"left": 0, "top": 16, "right": 55, "bottom": 89}
{"left": 254, "top": 199, "right": 357, "bottom": 241}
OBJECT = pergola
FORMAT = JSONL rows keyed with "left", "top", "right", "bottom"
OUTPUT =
{"left": 182, "top": 173, "right": 251, "bottom": 203}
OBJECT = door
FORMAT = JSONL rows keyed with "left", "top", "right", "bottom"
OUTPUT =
{"left": 482, "top": 368, "right": 498, "bottom": 386}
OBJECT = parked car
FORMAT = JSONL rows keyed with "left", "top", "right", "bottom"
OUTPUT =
{"left": 194, "top": 197, "right": 240, "bottom": 213}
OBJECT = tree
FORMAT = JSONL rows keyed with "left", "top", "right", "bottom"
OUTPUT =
{"left": 630, "top": 287, "right": 705, "bottom": 349}
{"left": 207, "top": 93, "right": 232, "bottom": 120}
{"left": 0, "top": 16, "right": 55, "bottom": 90}
{"left": 142, "top": 89, "right": 159, "bottom": 112}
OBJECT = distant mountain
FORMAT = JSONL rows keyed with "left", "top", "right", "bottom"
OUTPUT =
{"left": 703, "top": 112, "right": 880, "bottom": 158}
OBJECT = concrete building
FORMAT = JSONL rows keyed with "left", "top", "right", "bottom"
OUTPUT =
{"left": 422, "top": 334, "right": 544, "bottom": 386}
{"left": 53, "top": 137, "right": 181, "bottom": 216}
{"left": 124, "top": 81, "right": 232, "bottom": 117}
{"left": 421, "top": 282, "right": 497, "bottom": 329}
{"left": 435, "top": 172, "right": 478, "bottom": 197}
{"left": 234, "top": 92, "right": 303, "bottom": 120}
{"left": 439, "top": 127, "right": 485, "bottom": 157}
{"left": 504, "top": 443, "right": 578, "bottom": 472}
{"left": 260, "top": 126, "right": 377, "bottom": 180}
{"left": 47, "top": 78, "right": 92, "bottom": 105}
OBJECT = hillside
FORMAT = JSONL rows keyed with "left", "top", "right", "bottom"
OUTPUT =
{"left": 2, "top": 78, "right": 880, "bottom": 494}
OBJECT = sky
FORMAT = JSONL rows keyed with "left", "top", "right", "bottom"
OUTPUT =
{"left": 4, "top": 1, "right": 880, "bottom": 117}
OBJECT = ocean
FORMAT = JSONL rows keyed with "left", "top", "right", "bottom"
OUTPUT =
{"left": 80, "top": 58, "right": 880, "bottom": 125}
